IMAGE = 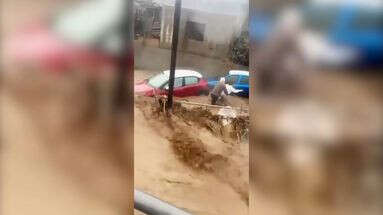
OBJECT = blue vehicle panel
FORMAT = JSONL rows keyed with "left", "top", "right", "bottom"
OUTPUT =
{"left": 207, "top": 73, "right": 249, "bottom": 97}
{"left": 251, "top": 2, "right": 383, "bottom": 67}
{"left": 235, "top": 75, "right": 249, "bottom": 96}
{"left": 249, "top": 10, "right": 274, "bottom": 43}
{"left": 329, "top": 6, "right": 383, "bottom": 66}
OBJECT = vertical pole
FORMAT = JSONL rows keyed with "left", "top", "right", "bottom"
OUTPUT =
{"left": 249, "top": 0, "right": 257, "bottom": 213}
{"left": 114, "top": 0, "right": 134, "bottom": 112}
{"left": 167, "top": 0, "right": 182, "bottom": 110}
{"left": 113, "top": 0, "right": 134, "bottom": 213}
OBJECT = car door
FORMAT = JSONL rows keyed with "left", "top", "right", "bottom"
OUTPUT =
{"left": 163, "top": 77, "right": 184, "bottom": 97}
{"left": 225, "top": 75, "right": 240, "bottom": 88}
{"left": 332, "top": 7, "right": 383, "bottom": 65}
{"left": 183, "top": 76, "right": 201, "bottom": 96}
{"left": 237, "top": 75, "right": 249, "bottom": 96}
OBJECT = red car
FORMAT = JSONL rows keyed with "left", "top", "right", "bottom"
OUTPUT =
{"left": 135, "top": 70, "right": 209, "bottom": 97}
{"left": 4, "top": 0, "right": 126, "bottom": 74}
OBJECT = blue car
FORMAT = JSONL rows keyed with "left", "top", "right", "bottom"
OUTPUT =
{"left": 208, "top": 70, "right": 249, "bottom": 97}
{"left": 302, "top": 1, "right": 383, "bottom": 67}
{"left": 250, "top": 1, "right": 383, "bottom": 67}
{"left": 249, "top": 9, "right": 274, "bottom": 44}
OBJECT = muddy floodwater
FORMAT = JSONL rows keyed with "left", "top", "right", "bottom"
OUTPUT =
{"left": 134, "top": 96, "right": 249, "bottom": 215}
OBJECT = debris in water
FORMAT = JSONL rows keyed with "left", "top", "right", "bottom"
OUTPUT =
{"left": 218, "top": 106, "right": 237, "bottom": 118}
{"left": 169, "top": 132, "right": 228, "bottom": 172}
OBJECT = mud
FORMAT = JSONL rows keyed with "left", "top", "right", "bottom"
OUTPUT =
{"left": 168, "top": 128, "right": 249, "bottom": 204}
{"left": 173, "top": 104, "right": 221, "bottom": 134}
{"left": 171, "top": 102, "right": 250, "bottom": 143}
{"left": 135, "top": 96, "right": 249, "bottom": 205}
{"left": 230, "top": 117, "right": 250, "bottom": 141}
{"left": 170, "top": 133, "right": 228, "bottom": 171}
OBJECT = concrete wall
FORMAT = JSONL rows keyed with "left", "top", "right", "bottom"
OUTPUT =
{"left": 134, "top": 40, "right": 248, "bottom": 78}
{"left": 159, "top": 6, "right": 242, "bottom": 58}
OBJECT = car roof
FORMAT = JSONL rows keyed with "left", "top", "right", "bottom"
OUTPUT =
{"left": 310, "top": 0, "right": 383, "bottom": 10}
{"left": 229, "top": 70, "right": 249, "bottom": 76}
{"left": 163, "top": 69, "right": 203, "bottom": 78}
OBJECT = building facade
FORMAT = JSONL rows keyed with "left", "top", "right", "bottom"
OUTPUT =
{"left": 159, "top": 3, "right": 246, "bottom": 58}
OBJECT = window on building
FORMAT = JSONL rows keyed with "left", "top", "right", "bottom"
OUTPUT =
{"left": 186, "top": 21, "right": 205, "bottom": 42}
{"left": 184, "top": 76, "right": 199, "bottom": 85}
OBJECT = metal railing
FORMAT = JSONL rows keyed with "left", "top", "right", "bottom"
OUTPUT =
{"left": 134, "top": 189, "right": 192, "bottom": 215}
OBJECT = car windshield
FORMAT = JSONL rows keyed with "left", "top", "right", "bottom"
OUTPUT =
{"left": 147, "top": 73, "right": 169, "bottom": 88}
{"left": 51, "top": 0, "right": 124, "bottom": 48}
{"left": 302, "top": 5, "right": 338, "bottom": 33}
{"left": 352, "top": 9, "right": 383, "bottom": 30}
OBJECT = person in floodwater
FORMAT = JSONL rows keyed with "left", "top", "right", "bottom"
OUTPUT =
{"left": 255, "top": 7, "right": 305, "bottom": 96}
{"left": 211, "top": 77, "right": 229, "bottom": 105}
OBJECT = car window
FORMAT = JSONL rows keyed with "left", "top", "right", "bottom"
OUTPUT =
{"left": 164, "top": 77, "right": 183, "bottom": 89}
{"left": 239, "top": 76, "right": 249, "bottom": 84}
{"left": 351, "top": 9, "right": 383, "bottom": 30}
{"left": 302, "top": 5, "right": 338, "bottom": 33}
{"left": 226, "top": 75, "right": 239, "bottom": 85}
{"left": 52, "top": 0, "right": 124, "bottom": 46}
{"left": 147, "top": 73, "right": 169, "bottom": 88}
{"left": 184, "top": 76, "right": 199, "bottom": 86}
{"left": 174, "top": 78, "right": 183, "bottom": 88}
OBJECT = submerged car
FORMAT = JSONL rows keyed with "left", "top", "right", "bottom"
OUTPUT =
{"left": 250, "top": 0, "right": 383, "bottom": 67}
{"left": 208, "top": 70, "right": 249, "bottom": 97}
{"left": 4, "top": 0, "right": 127, "bottom": 74}
{"left": 135, "top": 70, "right": 209, "bottom": 97}
{"left": 301, "top": 0, "right": 383, "bottom": 67}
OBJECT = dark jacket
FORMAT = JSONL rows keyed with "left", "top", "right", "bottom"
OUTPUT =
{"left": 211, "top": 82, "right": 228, "bottom": 97}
